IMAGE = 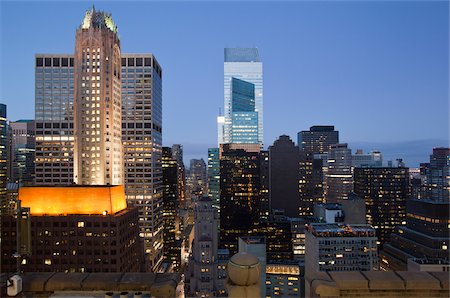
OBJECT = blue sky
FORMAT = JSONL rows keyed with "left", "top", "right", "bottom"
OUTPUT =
{"left": 1, "top": 1, "right": 448, "bottom": 165}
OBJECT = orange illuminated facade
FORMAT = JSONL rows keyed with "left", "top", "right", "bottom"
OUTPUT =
{"left": 18, "top": 185, "right": 127, "bottom": 215}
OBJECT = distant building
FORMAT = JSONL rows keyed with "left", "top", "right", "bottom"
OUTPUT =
{"left": 8, "top": 120, "right": 35, "bottom": 185}
{"left": 1, "top": 185, "right": 143, "bottom": 273}
{"left": 326, "top": 144, "right": 353, "bottom": 203}
{"left": 354, "top": 167, "right": 409, "bottom": 247}
{"left": 305, "top": 223, "right": 378, "bottom": 277}
{"left": 297, "top": 126, "right": 339, "bottom": 155}
{"left": 266, "top": 261, "right": 301, "bottom": 298}
{"left": 187, "top": 158, "right": 207, "bottom": 199}
{"left": 172, "top": 144, "right": 186, "bottom": 207}
{"left": 207, "top": 148, "right": 220, "bottom": 210}
{"left": 222, "top": 48, "right": 263, "bottom": 147}
{"left": 162, "top": 147, "right": 180, "bottom": 271}
{"left": 352, "top": 149, "right": 382, "bottom": 168}
{"left": 421, "top": 148, "right": 450, "bottom": 202}
{"left": 314, "top": 193, "right": 366, "bottom": 225}
{"left": 269, "top": 135, "right": 301, "bottom": 217}
{"left": 0, "top": 104, "right": 8, "bottom": 208}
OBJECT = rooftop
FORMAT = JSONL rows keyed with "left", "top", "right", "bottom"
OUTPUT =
{"left": 80, "top": 6, "right": 118, "bottom": 34}
{"left": 307, "top": 223, "right": 376, "bottom": 237}
{"left": 224, "top": 48, "right": 260, "bottom": 62}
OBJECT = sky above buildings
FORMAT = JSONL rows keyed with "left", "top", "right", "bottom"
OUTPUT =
{"left": 1, "top": 1, "right": 448, "bottom": 166}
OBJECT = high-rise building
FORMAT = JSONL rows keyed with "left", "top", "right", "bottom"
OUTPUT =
{"left": 187, "top": 158, "right": 207, "bottom": 199}
{"left": 354, "top": 167, "right": 409, "bottom": 247}
{"left": 9, "top": 120, "right": 35, "bottom": 185}
{"left": 352, "top": 149, "right": 383, "bottom": 168}
{"left": 0, "top": 104, "right": 8, "bottom": 208}
{"left": 1, "top": 185, "right": 143, "bottom": 273}
{"left": 73, "top": 8, "right": 123, "bottom": 185}
{"left": 207, "top": 148, "right": 220, "bottom": 210}
{"left": 239, "top": 236, "right": 267, "bottom": 298}
{"left": 186, "top": 196, "right": 221, "bottom": 297}
{"left": 219, "top": 147, "right": 262, "bottom": 254}
{"left": 421, "top": 148, "right": 450, "bottom": 202}
{"left": 162, "top": 147, "right": 180, "bottom": 271}
{"left": 34, "top": 8, "right": 164, "bottom": 271}
{"left": 222, "top": 48, "right": 263, "bottom": 147}
{"left": 34, "top": 55, "right": 75, "bottom": 186}
{"left": 269, "top": 135, "right": 300, "bottom": 217}
{"left": 172, "top": 144, "right": 186, "bottom": 206}
{"left": 298, "top": 126, "right": 339, "bottom": 154}
{"left": 305, "top": 223, "right": 378, "bottom": 277}
{"left": 326, "top": 143, "right": 353, "bottom": 203}
{"left": 121, "top": 54, "right": 163, "bottom": 270}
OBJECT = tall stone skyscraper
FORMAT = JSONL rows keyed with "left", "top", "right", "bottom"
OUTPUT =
{"left": 220, "top": 48, "right": 263, "bottom": 147}
{"left": 74, "top": 8, "right": 123, "bottom": 185}
{"left": 34, "top": 7, "right": 164, "bottom": 271}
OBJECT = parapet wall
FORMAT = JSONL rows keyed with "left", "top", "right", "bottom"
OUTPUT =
{"left": 306, "top": 271, "right": 449, "bottom": 297}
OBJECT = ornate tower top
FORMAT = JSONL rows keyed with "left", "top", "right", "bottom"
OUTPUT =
{"left": 80, "top": 6, "right": 118, "bottom": 34}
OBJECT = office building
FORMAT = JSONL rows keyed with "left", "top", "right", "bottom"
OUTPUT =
{"left": 0, "top": 104, "right": 7, "bottom": 208}
{"left": 269, "top": 135, "right": 301, "bottom": 217}
{"left": 352, "top": 149, "right": 382, "bottom": 168}
{"left": 187, "top": 158, "right": 207, "bottom": 199}
{"left": 172, "top": 144, "right": 186, "bottom": 206}
{"left": 1, "top": 185, "right": 143, "bottom": 273}
{"left": 186, "top": 197, "right": 221, "bottom": 297}
{"left": 381, "top": 199, "right": 449, "bottom": 270}
{"left": 73, "top": 8, "right": 123, "bottom": 185}
{"left": 34, "top": 55, "right": 74, "bottom": 186}
{"left": 266, "top": 261, "right": 301, "bottom": 297}
{"left": 298, "top": 126, "right": 339, "bottom": 155}
{"left": 299, "top": 151, "right": 324, "bottom": 216}
{"left": 354, "top": 167, "right": 409, "bottom": 247}
{"left": 259, "top": 150, "right": 270, "bottom": 221}
{"left": 305, "top": 223, "right": 378, "bottom": 276}
{"left": 162, "top": 147, "right": 180, "bottom": 271}
{"left": 121, "top": 54, "right": 163, "bottom": 270}
{"left": 222, "top": 48, "right": 263, "bottom": 147}
{"left": 421, "top": 147, "right": 450, "bottom": 202}
{"left": 326, "top": 144, "right": 353, "bottom": 203}
{"left": 219, "top": 148, "right": 262, "bottom": 255}
{"left": 9, "top": 120, "right": 35, "bottom": 185}
{"left": 34, "top": 8, "right": 164, "bottom": 270}
{"left": 207, "top": 148, "right": 220, "bottom": 210}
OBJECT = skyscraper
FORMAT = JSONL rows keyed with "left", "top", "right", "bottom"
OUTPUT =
{"left": 34, "top": 8, "right": 164, "bottom": 271}
{"left": 121, "top": 54, "right": 164, "bottom": 270}
{"left": 35, "top": 55, "right": 74, "bottom": 186}
{"left": 222, "top": 48, "right": 263, "bottom": 147}
{"left": 326, "top": 143, "right": 353, "bottom": 203}
{"left": 9, "top": 120, "right": 36, "bottom": 185}
{"left": 354, "top": 167, "right": 409, "bottom": 247}
{"left": 162, "top": 147, "right": 180, "bottom": 271}
{"left": 298, "top": 126, "right": 339, "bottom": 154}
{"left": 0, "top": 104, "right": 8, "bottom": 208}
{"left": 269, "top": 135, "right": 301, "bottom": 217}
{"left": 74, "top": 8, "right": 123, "bottom": 185}
{"left": 172, "top": 144, "right": 186, "bottom": 206}
{"left": 421, "top": 148, "right": 450, "bottom": 202}
{"left": 207, "top": 148, "right": 220, "bottom": 210}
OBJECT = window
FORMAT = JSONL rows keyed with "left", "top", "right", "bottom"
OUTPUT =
{"left": 36, "top": 58, "right": 44, "bottom": 67}
{"left": 136, "top": 58, "right": 143, "bottom": 66}
{"left": 144, "top": 58, "right": 151, "bottom": 66}
{"left": 45, "top": 58, "right": 51, "bottom": 67}
{"left": 121, "top": 58, "right": 126, "bottom": 67}
{"left": 62, "top": 58, "right": 69, "bottom": 67}
{"left": 53, "top": 58, "right": 60, "bottom": 67}
{"left": 128, "top": 58, "right": 134, "bottom": 66}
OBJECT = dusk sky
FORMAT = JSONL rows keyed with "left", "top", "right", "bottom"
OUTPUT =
{"left": 1, "top": 1, "right": 448, "bottom": 166}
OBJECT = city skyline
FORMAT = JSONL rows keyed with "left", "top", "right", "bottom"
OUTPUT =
{"left": 1, "top": 1, "right": 448, "bottom": 166}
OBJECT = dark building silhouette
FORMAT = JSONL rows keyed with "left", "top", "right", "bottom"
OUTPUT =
{"left": 162, "top": 147, "right": 180, "bottom": 271}
{"left": 219, "top": 147, "right": 263, "bottom": 255}
{"left": 0, "top": 104, "right": 8, "bottom": 211}
{"left": 354, "top": 167, "right": 409, "bottom": 247}
{"left": 269, "top": 135, "right": 300, "bottom": 217}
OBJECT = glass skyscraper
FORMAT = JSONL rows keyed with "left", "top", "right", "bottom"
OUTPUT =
{"left": 221, "top": 48, "right": 263, "bottom": 146}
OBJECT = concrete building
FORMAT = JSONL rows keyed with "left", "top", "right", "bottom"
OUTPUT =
{"left": 326, "top": 144, "right": 353, "bottom": 203}
{"left": 1, "top": 185, "right": 143, "bottom": 273}
{"left": 421, "top": 147, "right": 450, "bottom": 202}
{"left": 298, "top": 126, "right": 339, "bottom": 155}
{"left": 0, "top": 104, "right": 8, "bottom": 208}
{"left": 186, "top": 197, "right": 222, "bottom": 297}
{"left": 305, "top": 223, "right": 378, "bottom": 277}
{"left": 207, "top": 148, "right": 220, "bottom": 211}
{"left": 268, "top": 135, "right": 301, "bottom": 217}
{"left": 351, "top": 149, "right": 382, "bottom": 168}
{"left": 239, "top": 236, "right": 267, "bottom": 297}
{"left": 172, "top": 144, "right": 186, "bottom": 207}
{"left": 8, "top": 120, "right": 35, "bottom": 185}
{"left": 314, "top": 193, "right": 366, "bottom": 225}
{"left": 354, "top": 167, "right": 409, "bottom": 247}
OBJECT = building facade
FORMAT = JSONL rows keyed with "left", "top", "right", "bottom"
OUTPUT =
{"left": 8, "top": 120, "right": 35, "bottom": 185}
{"left": 354, "top": 167, "right": 409, "bottom": 247}
{"left": 222, "top": 48, "right": 263, "bottom": 147}
{"left": 326, "top": 143, "right": 353, "bottom": 203}
{"left": 207, "top": 148, "right": 220, "bottom": 210}
{"left": 298, "top": 126, "right": 339, "bottom": 155}
{"left": 0, "top": 104, "right": 8, "bottom": 208}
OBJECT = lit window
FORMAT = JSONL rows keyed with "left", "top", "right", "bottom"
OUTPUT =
{"left": 77, "top": 222, "right": 85, "bottom": 228}
{"left": 44, "top": 259, "right": 52, "bottom": 265}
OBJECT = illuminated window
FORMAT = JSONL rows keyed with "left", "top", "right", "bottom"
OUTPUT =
{"left": 44, "top": 259, "right": 52, "bottom": 265}
{"left": 77, "top": 222, "right": 85, "bottom": 228}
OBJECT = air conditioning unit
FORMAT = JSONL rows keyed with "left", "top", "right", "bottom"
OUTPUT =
{"left": 7, "top": 275, "right": 22, "bottom": 297}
